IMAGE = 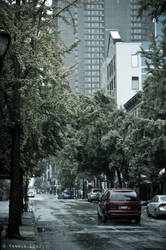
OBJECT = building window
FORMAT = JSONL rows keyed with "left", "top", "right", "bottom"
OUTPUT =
{"left": 85, "top": 71, "right": 91, "bottom": 76}
{"left": 85, "top": 83, "right": 91, "bottom": 88}
{"left": 85, "top": 89, "right": 92, "bottom": 95}
{"left": 85, "top": 77, "right": 91, "bottom": 82}
{"left": 114, "top": 76, "right": 116, "bottom": 88}
{"left": 132, "top": 76, "right": 139, "bottom": 90}
{"left": 131, "top": 54, "right": 139, "bottom": 67}
{"left": 85, "top": 59, "right": 91, "bottom": 64}
{"left": 92, "top": 71, "right": 99, "bottom": 76}
{"left": 75, "top": 87, "right": 79, "bottom": 92}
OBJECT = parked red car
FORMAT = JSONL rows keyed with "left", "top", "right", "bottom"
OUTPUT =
{"left": 97, "top": 189, "right": 141, "bottom": 224}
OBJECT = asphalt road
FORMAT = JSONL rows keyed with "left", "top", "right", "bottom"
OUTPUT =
{"left": 31, "top": 194, "right": 166, "bottom": 250}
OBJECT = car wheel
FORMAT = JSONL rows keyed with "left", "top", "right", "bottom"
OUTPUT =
{"left": 153, "top": 210, "right": 158, "bottom": 219}
{"left": 101, "top": 213, "right": 107, "bottom": 224}
{"left": 97, "top": 212, "right": 107, "bottom": 224}
{"left": 135, "top": 216, "right": 141, "bottom": 224}
{"left": 147, "top": 207, "right": 151, "bottom": 217}
{"left": 97, "top": 212, "right": 102, "bottom": 224}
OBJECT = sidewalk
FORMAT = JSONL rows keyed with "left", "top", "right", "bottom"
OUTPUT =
{"left": 0, "top": 201, "right": 38, "bottom": 250}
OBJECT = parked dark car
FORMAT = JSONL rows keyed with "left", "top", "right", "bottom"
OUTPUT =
{"left": 63, "top": 192, "right": 72, "bottom": 199}
{"left": 147, "top": 195, "right": 166, "bottom": 218}
{"left": 97, "top": 189, "right": 141, "bottom": 224}
{"left": 58, "top": 190, "right": 74, "bottom": 199}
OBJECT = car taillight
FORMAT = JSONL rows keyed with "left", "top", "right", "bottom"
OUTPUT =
{"left": 159, "top": 203, "right": 166, "bottom": 208}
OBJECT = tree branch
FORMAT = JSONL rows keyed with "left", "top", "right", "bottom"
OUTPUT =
{"left": 54, "top": 0, "right": 80, "bottom": 18}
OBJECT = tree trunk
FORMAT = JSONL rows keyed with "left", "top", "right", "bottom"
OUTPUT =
{"left": 150, "top": 184, "right": 154, "bottom": 199}
{"left": 105, "top": 166, "right": 115, "bottom": 188}
{"left": 7, "top": 0, "right": 21, "bottom": 233}
{"left": 116, "top": 169, "right": 122, "bottom": 188}
{"left": 19, "top": 167, "right": 23, "bottom": 224}
{"left": 7, "top": 83, "right": 21, "bottom": 238}
{"left": 24, "top": 176, "right": 29, "bottom": 204}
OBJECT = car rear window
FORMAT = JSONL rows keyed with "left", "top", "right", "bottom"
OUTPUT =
{"left": 160, "top": 196, "right": 166, "bottom": 202}
{"left": 110, "top": 191, "right": 139, "bottom": 201}
{"left": 93, "top": 189, "right": 101, "bottom": 193}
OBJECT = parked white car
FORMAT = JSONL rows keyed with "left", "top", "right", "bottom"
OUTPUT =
{"left": 27, "top": 189, "right": 35, "bottom": 198}
{"left": 87, "top": 188, "right": 101, "bottom": 202}
{"left": 147, "top": 195, "right": 166, "bottom": 218}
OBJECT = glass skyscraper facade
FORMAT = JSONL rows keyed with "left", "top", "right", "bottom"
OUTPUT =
{"left": 82, "top": 0, "right": 104, "bottom": 95}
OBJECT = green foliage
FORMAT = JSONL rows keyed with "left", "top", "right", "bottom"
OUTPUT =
{"left": 123, "top": 115, "right": 166, "bottom": 186}
{"left": 134, "top": 5, "right": 166, "bottom": 192}
{"left": 0, "top": 0, "right": 80, "bottom": 181}
{"left": 137, "top": 0, "right": 166, "bottom": 21}
{"left": 56, "top": 90, "right": 123, "bottom": 187}
{"left": 140, "top": 25, "right": 166, "bottom": 120}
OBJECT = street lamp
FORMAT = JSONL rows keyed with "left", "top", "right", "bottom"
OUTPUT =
{"left": 0, "top": 27, "right": 11, "bottom": 70}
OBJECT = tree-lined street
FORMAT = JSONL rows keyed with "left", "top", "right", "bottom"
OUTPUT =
{"left": 32, "top": 194, "right": 166, "bottom": 250}
{"left": 1, "top": 0, "right": 166, "bottom": 244}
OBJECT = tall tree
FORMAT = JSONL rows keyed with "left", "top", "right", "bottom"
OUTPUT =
{"left": 140, "top": 25, "right": 166, "bottom": 120}
{"left": 137, "top": 0, "right": 166, "bottom": 195}
{"left": 56, "top": 90, "right": 119, "bottom": 187}
{"left": 0, "top": 0, "right": 80, "bottom": 238}
{"left": 101, "top": 109, "right": 128, "bottom": 188}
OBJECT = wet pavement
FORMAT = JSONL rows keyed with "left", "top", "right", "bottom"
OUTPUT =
{"left": 31, "top": 194, "right": 166, "bottom": 250}
{"left": 0, "top": 201, "right": 38, "bottom": 250}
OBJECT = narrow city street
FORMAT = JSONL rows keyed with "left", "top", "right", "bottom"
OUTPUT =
{"left": 31, "top": 194, "right": 166, "bottom": 250}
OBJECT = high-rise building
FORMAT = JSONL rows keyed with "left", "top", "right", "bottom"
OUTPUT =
{"left": 105, "top": 0, "right": 153, "bottom": 47}
{"left": 53, "top": 0, "right": 154, "bottom": 96}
